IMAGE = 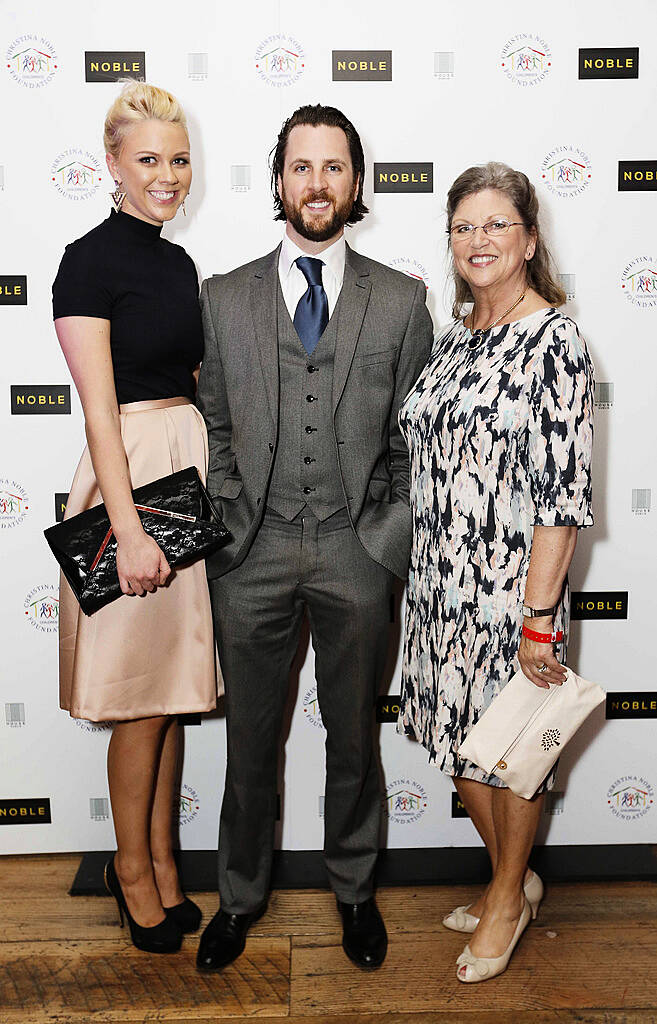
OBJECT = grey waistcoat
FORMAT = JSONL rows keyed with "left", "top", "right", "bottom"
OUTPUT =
{"left": 267, "top": 281, "right": 346, "bottom": 522}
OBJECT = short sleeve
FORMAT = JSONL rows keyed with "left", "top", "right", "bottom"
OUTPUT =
{"left": 52, "top": 240, "right": 113, "bottom": 320}
{"left": 527, "top": 316, "right": 594, "bottom": 527}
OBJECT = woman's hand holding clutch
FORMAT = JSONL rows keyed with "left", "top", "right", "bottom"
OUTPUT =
{"left": 116, "top": 528, "right": 171, "bottom": 596}
{"left": 518, "top": 616, "right": 567, "bottom": 690}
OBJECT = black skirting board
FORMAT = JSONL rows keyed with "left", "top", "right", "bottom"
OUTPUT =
{"left": 69, "top": 844, "right": 657, "bottom": 896}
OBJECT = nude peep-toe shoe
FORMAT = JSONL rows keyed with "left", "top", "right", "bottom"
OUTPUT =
{"left": 442, "top": 870, "right": 543, "bottom": 934}
{"left": 456, "top": 898, "right": 531, "bottom": 983}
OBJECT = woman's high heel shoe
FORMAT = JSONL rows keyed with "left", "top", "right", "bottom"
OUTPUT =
{"left": 104, "top": 856, "right": 183, "bottom": 954}
{"left": 164, "top": 896, "right": 202, "bottom": 933}
{"left": 523, "top": 869, "right": 544, "bottom": 920}
{"left": 442, "top": 870, "right": 543, "bottom": 933}
{"left": 456, "top": 898, "right": 531, "bottom": 983}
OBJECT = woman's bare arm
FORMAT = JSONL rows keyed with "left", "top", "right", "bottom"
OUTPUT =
{"left": 519, "top": 524, "right": 577, "bottom": 689}
{"left": 55, "top": 316, "right": 170, "bottom": 596}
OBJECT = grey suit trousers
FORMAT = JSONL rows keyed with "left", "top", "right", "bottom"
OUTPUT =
{"left": 210, "top": 506, "right": 394, "bottom": 913}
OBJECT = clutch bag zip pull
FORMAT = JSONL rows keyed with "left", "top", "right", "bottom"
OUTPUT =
{"left": 494, "top": 682, "right": 559, "bottom": 771}
{"left": 90, "top": 505, "right": 198, "bottom": 573}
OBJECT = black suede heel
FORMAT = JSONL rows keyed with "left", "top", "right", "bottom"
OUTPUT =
{"left": 104, "top": 855, "right": 182, "bottom": 954}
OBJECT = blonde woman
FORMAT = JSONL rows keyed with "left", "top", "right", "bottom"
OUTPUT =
{"left": 52, "top": 82, "right": 217, "bottom": 953}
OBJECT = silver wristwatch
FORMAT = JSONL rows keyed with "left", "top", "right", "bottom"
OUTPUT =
{"left": 522, "top": 602, "right": 558, "bottom": 618}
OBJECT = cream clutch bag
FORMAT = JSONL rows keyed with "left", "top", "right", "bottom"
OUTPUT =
{"left": 458, "top": 667, "right": 605, "bottom": 800}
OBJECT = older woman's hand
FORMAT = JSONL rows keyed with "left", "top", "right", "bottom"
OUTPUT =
{"left": 518, "top": 621, "right": 568, "bottom": 689}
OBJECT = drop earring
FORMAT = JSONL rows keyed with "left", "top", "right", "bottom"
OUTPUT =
{"left": 110, "top": 180, "right": 126, "bottom": 213}
{"left": 181, "top": 195, "right": 188, "bottom": 217}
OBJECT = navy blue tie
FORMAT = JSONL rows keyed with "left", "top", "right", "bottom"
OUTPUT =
{"left": 293, "top": 256, "right": 329, "bottom": 355}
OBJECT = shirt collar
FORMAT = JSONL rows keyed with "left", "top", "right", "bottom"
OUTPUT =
{"left": 279, "top": 231, "right": 346, "bottom": 290}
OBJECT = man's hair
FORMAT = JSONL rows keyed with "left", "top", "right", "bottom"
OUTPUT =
{"left": 270, "top": 103, "right": 369, "bottom": 224}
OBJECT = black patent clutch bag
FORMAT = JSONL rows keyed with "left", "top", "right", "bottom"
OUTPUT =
{"left": 44, "top": 467, "right": 230, "bottom": 616}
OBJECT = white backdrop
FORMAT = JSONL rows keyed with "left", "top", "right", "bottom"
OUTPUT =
{"left": 1, "top": 0, "right": 655, "bottom": 857}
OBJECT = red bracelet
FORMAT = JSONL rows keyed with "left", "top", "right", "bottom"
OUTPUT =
{"left": 522, "top": 624, "right": 564, "bottom": 644}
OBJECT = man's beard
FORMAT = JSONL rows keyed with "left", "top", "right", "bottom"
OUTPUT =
{"left": 280, "top": 186, "right": 354, "bottom": 242}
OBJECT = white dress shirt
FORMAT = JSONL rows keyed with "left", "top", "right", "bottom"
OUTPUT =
{"left": 278, "top": 232, "right": 346, "bottom": 322}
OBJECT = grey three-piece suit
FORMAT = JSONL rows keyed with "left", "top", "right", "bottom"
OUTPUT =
{"left": 197, "top": 241, "right": 433, "bottom": 913}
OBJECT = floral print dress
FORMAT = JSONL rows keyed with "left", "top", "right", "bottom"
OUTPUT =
{"left": 398, "top": 308, "right": 594, "bottom": 787}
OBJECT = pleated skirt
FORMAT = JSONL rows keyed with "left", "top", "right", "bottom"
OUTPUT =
{"left": 59, "top": 397, "right": 221, "bottom": 722}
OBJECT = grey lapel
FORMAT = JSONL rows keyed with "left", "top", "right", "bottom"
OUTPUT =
{"left": 250, "top": 246, "right": 281, "bottom": 426}
{"left": 332, "top": 243, "right": 372, "bottom": 410}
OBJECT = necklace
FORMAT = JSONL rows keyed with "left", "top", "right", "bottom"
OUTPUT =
{"left": 466, "top": 290, "right": 527, "bottom": 350}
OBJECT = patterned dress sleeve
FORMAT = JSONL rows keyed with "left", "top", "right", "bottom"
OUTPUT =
{"left": 527, "top": 315, "right": 594, "bottom": 527}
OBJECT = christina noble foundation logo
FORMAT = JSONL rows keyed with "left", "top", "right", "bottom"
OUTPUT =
{"left": 302, "top": 686, "right": 324, "bottom": 729}
{"left": 620, "top": 257, "right": 657, "bottom": 309}
{"left": 6, "top": 35, "right": 58, "bottom": 87}
{"left": 541, "top": 147, "right": 592, "bottom": 199}
{"left": 51, "top": 149, "right": 102, "bottom": 201}
{"left": 500, "top": 34, "right": 551, "bottom": 86}
{"left": 255, "top": 34, "right": 305, "bottom": 87}
{"left": 178, "top": 783, "right": 200, "bottom": 826}
{"left": 0, "top": 480, "right": 29, "bottom": 529}
{"left": 388, "top": 257, "right": 430, "bottom": 291}
{"left": 24, "top": 585, "right": 59, "bottom": 633}
{"left": 385, "top": 778, "right": 428, "bottom": 825}
{"left": 74, "top": 718, "right": 113, "bottom": 734}
{"left": 607, "top": 776, "right": 654, "bottom": 820}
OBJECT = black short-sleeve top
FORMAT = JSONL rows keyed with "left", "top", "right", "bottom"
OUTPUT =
{"left": 52, "top": 210, "right": 203, "bottom": 405}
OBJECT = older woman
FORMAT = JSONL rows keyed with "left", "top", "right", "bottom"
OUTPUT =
{"left": 53, "top": 82, "right": 217, "bottom": 953}
{"left": 398, "top": 162, "right": 593, "bottom": 982}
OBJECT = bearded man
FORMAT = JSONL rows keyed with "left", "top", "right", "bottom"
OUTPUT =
{"left": 196, "top": 104, "right": 433, "bottom": 973}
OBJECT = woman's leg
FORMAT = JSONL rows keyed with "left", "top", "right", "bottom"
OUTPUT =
{"left": 453, "top": 777, "right": 498, "bottom": 917}
{"left": 150, "top": 717, "right": 185, "bottom": 908}
{"left": 107, "top": 715, "right": 170, "bottom": 926}
{"left": 464, "top": 786, "right": 543, "bottom": 963}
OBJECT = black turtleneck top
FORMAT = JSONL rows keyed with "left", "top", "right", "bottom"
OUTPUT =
{"left": 52, "top": 210, "right": 203, "bottom": 404}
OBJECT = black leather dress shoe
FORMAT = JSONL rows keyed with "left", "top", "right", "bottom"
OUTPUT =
{"left": 337, "top": 897, "right": 388, "bottom": 970}
{"left": 196, "top": 904, "right": 266, "bottom": 972}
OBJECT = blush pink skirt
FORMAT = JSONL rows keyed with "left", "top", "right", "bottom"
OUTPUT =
{"left": 59, "top": 397, "right": 222, "bottom": 722}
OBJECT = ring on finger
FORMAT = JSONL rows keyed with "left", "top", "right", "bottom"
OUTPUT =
{"left": 537, "top": 664, "right": 548, "bottom": 674}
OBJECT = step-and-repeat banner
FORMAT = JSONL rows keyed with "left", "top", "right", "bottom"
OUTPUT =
{"left": 1, "top": 1, "right": 655, "bottom": 855}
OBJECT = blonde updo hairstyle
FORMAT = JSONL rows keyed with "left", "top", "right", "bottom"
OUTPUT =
{"left": 446, "top": 161, "right": 566, "bottom": 318}
{"left": 104, "top": 81, "right": 187, "bottom": 159}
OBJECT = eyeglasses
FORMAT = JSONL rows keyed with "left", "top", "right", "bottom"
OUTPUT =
{"left": 449, "top": 219, "right": 524, "bottom": 240}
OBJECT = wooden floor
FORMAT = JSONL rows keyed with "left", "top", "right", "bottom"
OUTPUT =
{"left": 1, "top": 856, "right": 656, "bottom": 1023}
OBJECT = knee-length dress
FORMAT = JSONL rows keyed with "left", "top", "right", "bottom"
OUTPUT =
{"left": 52, "top": 209, "right": 220, "bottom": 722}
{"left": 398, "top": 308, "right": 594, "bottom": 787}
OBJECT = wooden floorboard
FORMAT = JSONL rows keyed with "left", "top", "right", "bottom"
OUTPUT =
{"left": 2, "top": 1011, "right": 655, "bottom": 1024}
{"left": 0, "top": 938, "right": 290, "bottom": 1021}
{"left": 290, "top": 923, "right": 657, "bottom": 1015}
{"left": 0, "top": 855, "right": 656, "bottom": 1022}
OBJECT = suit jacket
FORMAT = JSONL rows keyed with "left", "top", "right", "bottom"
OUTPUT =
{"left": 197, "top": 241, "right": 433, "bottom": 580}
